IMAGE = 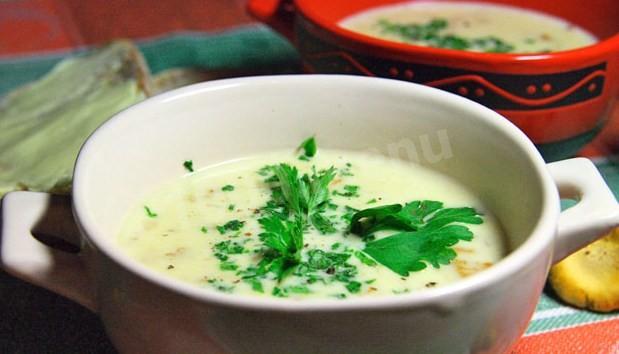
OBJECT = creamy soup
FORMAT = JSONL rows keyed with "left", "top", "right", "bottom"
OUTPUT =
{"left": 340, "top": 2, "right": 596, "bottom": 53}
{"left": 117, "top": 147, "right": 506, "bottom": 299}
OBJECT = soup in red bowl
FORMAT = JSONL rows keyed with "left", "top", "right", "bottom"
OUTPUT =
{"left": 248, "top": 0, "right": 619, "bottom": 161}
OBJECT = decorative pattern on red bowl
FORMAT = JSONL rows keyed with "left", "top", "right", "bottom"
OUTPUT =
{"left": 299, "top": 24, "right": 607, "bottom": 111}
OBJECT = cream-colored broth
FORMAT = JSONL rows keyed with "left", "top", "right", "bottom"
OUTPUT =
{"left": 117, "top": 149, "right": 506, "bottom": 299}
{"left": 340, "top": 2, "right": 596, "bottom": 53}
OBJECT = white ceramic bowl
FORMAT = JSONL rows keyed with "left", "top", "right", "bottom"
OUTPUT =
{"left": 2, "top": 75, "right": 619, "bottom": 354}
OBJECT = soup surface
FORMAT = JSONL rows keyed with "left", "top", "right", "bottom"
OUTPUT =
{"left": 340, "top": 2, "right": 596, "bottom": 53}
{"left": 117, "top": 147, "right": 506, "bottom": 299}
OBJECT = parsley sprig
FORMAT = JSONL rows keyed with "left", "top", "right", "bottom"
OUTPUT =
{"left": 350, "top": 200, "right": 483, "bottom": 276}
{"left": 257, "top": 216, "right": 304, "bottom": 281}
{"left": 270, "top": 164, "right": 337, "bottom": 229}
{"left": 256, "top": 163, "right": 338, "bottom": 281}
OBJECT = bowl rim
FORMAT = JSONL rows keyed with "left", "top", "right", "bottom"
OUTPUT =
{"left": 295, "top": 0, "right": 619, "bottom": 70}
{"left": 72, "top": 74, "right": 560, "bottom": 312}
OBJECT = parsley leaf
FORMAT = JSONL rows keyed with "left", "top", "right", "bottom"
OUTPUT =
{"left": 216, "top": 219, "right": 245, "bottom": 234}
{"left": 270, "top": 163, "right": 337, "bottom": 233}
{"left": 304, "top": 167, "right": 337, "bottom": 216}
{"left": 350, "top": 200, "right": 482, "bottom": 236}
{"left": 213, "top": 240, "right": 246, "bottom": 261}
{"left": 222, "top": 184, "right": 235, "bottom": 192}
{"left": 310, "top": 212, "right": 337, "bottom": 234}
{"left": 297, "top": 136, "right": 317, "bottom": 158}
{"left": 144, "top": 206, "right": 157, "bottom": 218}
{"left": 183, "top": 160, "right": 194, "bottom": 172}
{"left": 363, "top": 225, "right": 474, "bottom": 276}
{"left": 351, "top": 200, "right": 483, "bottom": 276}
{"left": 333, "top": 185, "right": 360, "bottom": 198}
{"left": 258, "top": 215, "right": 304, "bottom": 280}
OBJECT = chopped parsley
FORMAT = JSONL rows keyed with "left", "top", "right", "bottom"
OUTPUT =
{"left": 341, "top": 206, "right": 359, "bottom": 223}
{"left": 246, "top": 279, "right": 264, "bottom": 293}
{"left": 144, "top": 206, "right": 157, "bottom": 218}
{"left": 219, "top": 261, "right": 239, "bottom": 271}
{"left": 228, "top": 204, "right": 235, "bottom": 211}
{"left": 183, "top": 160, "right": 194, "bottom": 172}
{"left": 200, "top": 226, "right": 208, "bottom": 234}
{"left": 270, "top": 285, "right": 313, "bottom": 297}
{"left": 377, "top": 18, "right": 515, "bottom": 53}
{"left": 333, "top": 185, "right": 360, "bottom": 198}
{"left": 221, "top": 184, "right": 235, "bottom": 192}
{"left": 213, "top": 240, "right": 246, "bottom": 261}
{"left": 354, "top": 250, "right": 377, "bottom": 266}
{"left": 339, "top": 162, "right": 354, "bottom": 177}
{"left": 216, "top": 220, "right": 245, "bottom": 234}
{"left": 297, "top": 136, "right": 317, "bottom": 159}
{"left": 257, "top": 165, "right": 275, "bottom": 177}
{"left": 208, "top": 280, "right": 235, "bottom": 293}
{"left": 346, "top": 281, "right": 362, "bottom": 294}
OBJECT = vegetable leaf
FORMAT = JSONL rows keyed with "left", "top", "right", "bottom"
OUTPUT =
{"left": 297, "top": 136, "right": 317, "bottom": 158}
{"left": 272, "top": 164, "right": 303, "bottom": 216}
{"left": 258, "top": 216, "right": 304, "bottom": 280}
{"left": 216, "top": 219, "right": 245, "bottom": 234}
{"left": 364, "top": 225, "right": 474, "bottom": 276}
{"left": 351, "top": 200, "right": 483, "bottom": 276}
{"left": 333, "top": 185, "right": 360, "bottom": 198}
{"left": 183, "top": 160, "right": 194, "bottom": 172}
{"left": 350, "top": 200, "right": 482, "bottom": 236}
{"left": 310, "top": 212, "right": 337, "bottom": 234}
{"left": 144, "top": 206, "right": 157, "bottom": 218}
{"left": 305, "top": 167, "right": 336, "bottom": 215}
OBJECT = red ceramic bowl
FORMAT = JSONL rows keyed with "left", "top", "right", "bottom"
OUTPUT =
{"left": 248, "top": 0, "right": 619, "bottom": 161}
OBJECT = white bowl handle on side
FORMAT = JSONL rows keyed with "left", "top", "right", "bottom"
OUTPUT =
{"left": 0, "top": 191, "right": 95, "bottom": 311}
{"left": 548, "top": 157, "right": 619, "bottom": 264}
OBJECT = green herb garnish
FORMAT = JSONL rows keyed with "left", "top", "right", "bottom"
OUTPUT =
{"left": 346, "top": 281, "right": 362, "bottom": 294}
{"left": 222, "top": 184, "right": 235, "bottom": 192}
{"left": 377, "top": 18, "right": 515, "bottom": 53}
{"left": 297, "top": 136, "right": 317, "bottom": 159}
{"left": 270, "top": 163, "right": 337, "bottom": 232}
{"left": 257, "top": 215, "right": 304, "bottom": 281}
{"left": 310, "top": 212, "right": 338, "bottom": 234}
{"left": 213, "top": 240, "right": 246, "bottom": 261}
{"left": 333, "top": 185, "right": 360, "bottom": 198}
{"left": 350, "top": 200, "right": 482, "bottom": 236}
{"left": 183, "top": 160, "right": 194, "bottom": 172}
{"left": 144, "top": 206, "right": 157, "bottom": 218}
{"left": 341, "top": 205, "right": 359, "bottom": 223}
{"left": 354, "top": 250, "right": 377, "bottom": 266}
{"left": 350, "top": 200, "right": 483, "bottom": 276}
{"left": 220, "top": 261, "right": 239, "bottom": 271}
{"left": 200, "top": 226, "right": 208, "bottom": 234}
{"left": 216, "top": 220, "right": 245, "bottom": 234}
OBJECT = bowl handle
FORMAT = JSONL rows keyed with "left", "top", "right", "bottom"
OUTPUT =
{"left": 0, "top": 191, "right": 96, "bottom": 311}
{"left": 246, "top": 0, "right": 296, "bottom": 41}
{"left": 547, "top": 157, "right": 619, "bottom": 264}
